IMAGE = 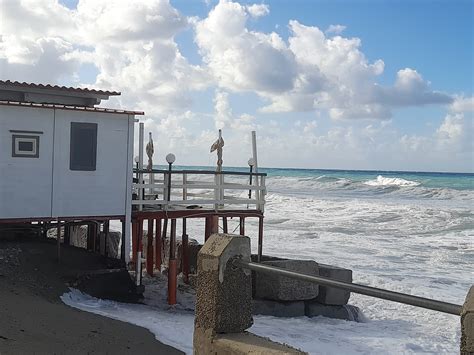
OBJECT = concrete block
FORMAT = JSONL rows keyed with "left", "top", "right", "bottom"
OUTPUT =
{"left": 305, "top": 301, "right": 363, "bottom": 322}
{"left": 194, "top": 234, "right": 253, "bottom": 334}
{"left": 315, "top": 263, "right": 352, "bottom": 305}
{"left": 255, "top": 260, "right": 319, "bottom": 301}
{"left": 253, "top": 299, "right": 305, "bottom": 317}
{"left": 461, "top": 286, "right": 474, "bottom": 354}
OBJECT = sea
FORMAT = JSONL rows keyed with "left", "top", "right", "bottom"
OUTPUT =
{"left": 103, "top": 166, "right": 473, "bottom": 353}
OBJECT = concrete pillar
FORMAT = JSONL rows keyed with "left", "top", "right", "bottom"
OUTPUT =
{"left": 461, "top": 286, "right": 474, "bottom": 354}
{"left": 193, "top": 233, "right": 305, "bottom": 355}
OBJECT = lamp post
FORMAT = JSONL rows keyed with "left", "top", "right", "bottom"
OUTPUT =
{"left": 165, "top": 153, "right": 177, "bottom": 305}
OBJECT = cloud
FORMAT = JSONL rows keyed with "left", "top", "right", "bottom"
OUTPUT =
{"left": 195, "top": 3, "right": 453, "bottom": 120}
{"left": 0, "top": 0, "right": 211, "bottom": 115}
{"left": 325, "top": 24, "right": 346, "bottom": 35}
{"left": 195, "top": 0, "right": 297, "bottom": 93}
{"left": 450, "top": 96, "right": 474, "bottom": 113}
{"left": 246, "top": 3, "right": 270, "bottom": 18}
{"left": 213, "top": 89, "right": 256, "bottom": 130}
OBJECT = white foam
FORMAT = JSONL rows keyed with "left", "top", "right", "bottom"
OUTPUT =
{"left": 364, "top": 175, "right": 421, "bottom": 187}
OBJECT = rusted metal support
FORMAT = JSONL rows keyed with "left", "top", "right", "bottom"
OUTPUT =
{"left": 64, "top": 223, "right": 70, "bottom": 246}
{"left": 182, "top": 218, "right": 189, "bottom": 284}
{"left": 222, "top": 216, "right": 228, "bottom": 233}
{"left": 257, "top": 216, "right": 263, "bottom": 262}
{"left": 146, "top": 219, "right": 154, "bottom": 276}
{"left": 239, "top": 217, "right": 245, "bottom": 236}
{"left": 168, "top": 219, "right": 177, "bottom": 305}
{"left": 155, "top": 218, "right": 162, "bottom": 271}
{"left": 56, "top": 221, "right": 61, "bottom": 263}
{"left": 103, "top": 220, "right": 110, "bottom": 257}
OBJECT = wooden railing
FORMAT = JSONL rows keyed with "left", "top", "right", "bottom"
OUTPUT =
{"left": 132, "top": 169, "right": 267, "bottom": 212}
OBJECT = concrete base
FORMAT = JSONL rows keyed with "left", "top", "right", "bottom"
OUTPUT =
{"left": 253, "top": 299, "right": 305, "bottom": 317}
{"left": 255, "top": 260, "right": 319, "bottom": 301}
{"left": 315, "top": 263, "right": 352, "bottom": 305}
{"left": 305, "top": 301, "right": 363, "bottom": 322}
{"left": 194, "top": 327, "right": 306, "bottom": 355}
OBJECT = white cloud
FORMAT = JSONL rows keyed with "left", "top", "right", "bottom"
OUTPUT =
{"left": 325, "top": 24, "right": 346, "bottom": 35}
{"left": 195, "top": 3, "right": 453, "bottom": 120}
{"left": 246, "top": 3, "right": 270, "bottom": 18}
{"left": 450, "top": 96, "right": 474, "bottom": 113}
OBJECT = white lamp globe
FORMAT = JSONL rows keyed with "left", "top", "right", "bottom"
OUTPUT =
{"left": 134, "top": 156, "right": 140, "bottom": 163}
{"left": 166, "top": 153, "right": 176, "bottom": 164}
{"left": 248, "top": 158, "right": 255, "bottom": 167}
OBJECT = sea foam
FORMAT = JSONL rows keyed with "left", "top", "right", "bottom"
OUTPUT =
{"left": 364, "top": 175, "right": 421, "bottom": 187}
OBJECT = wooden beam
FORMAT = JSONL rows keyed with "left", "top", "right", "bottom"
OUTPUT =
{"left": 146, "top": 219, "right": 154, "bottom": 276}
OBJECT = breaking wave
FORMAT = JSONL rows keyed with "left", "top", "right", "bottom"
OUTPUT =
{"left": 363, "top": 175, "right": 421, "bottom": 187}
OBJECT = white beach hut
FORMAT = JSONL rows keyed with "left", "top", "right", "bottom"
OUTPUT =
{"left": 0, "top": 80, "right": 142, "bottom": 260}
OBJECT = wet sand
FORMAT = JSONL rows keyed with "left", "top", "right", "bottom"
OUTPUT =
{"left": 0, "top": 237, "right": 183, "bottom": 354}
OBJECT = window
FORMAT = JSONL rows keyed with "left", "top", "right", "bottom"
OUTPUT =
{"left": 70, "top": 122, "right": 97, "bottom": 171}
{"left": 12, "top": 134, "right": 40, "bottom": 158}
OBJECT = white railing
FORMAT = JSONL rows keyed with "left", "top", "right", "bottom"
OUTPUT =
{"left": 132, "top": 169, "right": 267, "bottom": 212}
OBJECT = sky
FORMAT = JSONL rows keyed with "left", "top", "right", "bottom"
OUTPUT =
{"left": 0, "top": 0, "right": 473, "bottom": 172}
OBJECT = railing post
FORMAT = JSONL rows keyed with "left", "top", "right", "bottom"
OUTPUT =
{"left": 183, "top": 173, "right": 187, "bottom": 201}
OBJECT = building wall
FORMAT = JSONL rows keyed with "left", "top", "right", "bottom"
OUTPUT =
{"left": 0, "top": 106, "right": 54, "bottom": 219}
{"left": 52, "top": 110, "right": 131, "bottom": 217}
{"left": 0, "top": 106, "right": 133, "bottom": 220}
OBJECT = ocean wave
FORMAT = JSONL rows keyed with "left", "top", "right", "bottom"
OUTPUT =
{"left": 364, "top": 175, "right": 421, "bottom": 187}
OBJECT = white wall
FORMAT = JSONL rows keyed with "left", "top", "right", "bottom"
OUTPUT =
{"left": 52, "top": 110, "right": 131, "bottom": 217}
{"left": 0, "top": 106, "right": 54, "bottom": 219}
{"left": 0, "top": 106, "right": 134, "bottom": 220}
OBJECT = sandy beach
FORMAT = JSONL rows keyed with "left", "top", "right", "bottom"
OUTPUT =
{"left": 0, "top": 236, "right": 183, "bottom": 354}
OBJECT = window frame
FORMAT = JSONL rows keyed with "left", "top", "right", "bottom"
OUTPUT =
{"left": 69, "top": 122, "right": 98, "bottom": 171}
{"left": 12, "top": 134, "right": 40, "bottom": 158}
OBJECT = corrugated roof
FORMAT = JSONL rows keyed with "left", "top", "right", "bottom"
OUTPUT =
{"left": 0, "top": 100, "right": 144, "bottom": 115}
{"left": 0, "top": 80, "right": 121, "bottom": 96}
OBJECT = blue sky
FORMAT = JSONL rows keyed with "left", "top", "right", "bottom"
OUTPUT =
{"left": 2, "top": 0, "right": 473, "bottom": 172}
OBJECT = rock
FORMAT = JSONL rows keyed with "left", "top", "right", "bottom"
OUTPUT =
{"left": 255, "top": 260, "right": 319, "bottom": 301}
{"left": 305, "top": 301, "right": 363, "bottom": 322}
{"left": 253, "top": 299, "right": 305, "bottom": 317}
{"left": 315, "top": 264, "right": 352, "bottom": 305}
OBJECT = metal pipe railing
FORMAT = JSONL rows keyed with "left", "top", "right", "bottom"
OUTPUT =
{"left": 235, "top": 260, "right": 462, "bottom": 316}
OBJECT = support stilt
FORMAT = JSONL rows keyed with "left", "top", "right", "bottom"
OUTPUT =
{"left": 258, "top": 216, "right": 263, "bottom": 262}
{"left": 155, "top": 218, "right": 162, "bottom": 271}
{"left": 239, "top": 217, "right": 245, "bottom": 236}
{"left": 182, "top": 218, "right": 189, "bottom": 284}
{"left": 222, "top": 216, "right": 228, "bottom": 233}
{"left": 120, "top": 219, "right": 126, "bottom": 263}
{"left": 168, "top": 219, "right": 177, "bottom": 305}
{"left": 146, "top": 219, "right": 154, "bottom": 276}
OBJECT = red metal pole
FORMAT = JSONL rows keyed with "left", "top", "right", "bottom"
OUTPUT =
{"left": 146, "top": 219, "right": 154, "bottom": 276}
{"left": 131, "top": 220, "right": 138, "bottom": 263}
{"left": 155, "top": 218, "right": 162, "bottom": 271}
{"left": 210, "top": 215, "right": 219, "bottom": 234}
{"left": 168, "top": 219, "right": 177, "bottom": 305}
{"left": 182, "top": 218, "right": 189, "bottom": 284}
{"left": 239, "top": 217, "right": 245, "bottom": 236}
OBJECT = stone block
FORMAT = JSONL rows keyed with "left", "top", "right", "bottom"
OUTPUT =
{"left": 253, "top": 299, "right": 305, "bottom": 317}
{"left": 315, "top": 263, "right": 352, "bottom": 305}
{"left": 305, "top": 301, "right": 363, "bottom": 322}
{"left": 194, "top": 234, "right": 253, "bottom": 334}
{"left": 461, "top": 286, "right": 474, "bottom": 354}
{"left": 255, "top": 260, "right": 319, "bottom": 301}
